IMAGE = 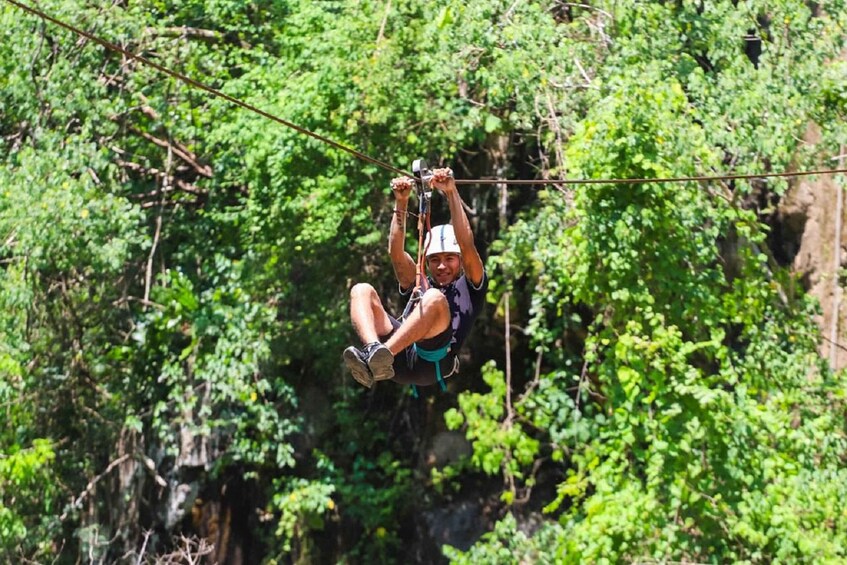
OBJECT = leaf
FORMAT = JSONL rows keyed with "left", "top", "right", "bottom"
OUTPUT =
{"left": 484, "top": 113, "right": 502, "bottom": 133}
{"left": 436, "top": 6, "right": 453, "bottom": 29}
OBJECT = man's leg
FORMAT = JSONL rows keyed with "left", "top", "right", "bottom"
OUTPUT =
{"left": 349, "top": 283, "right": 394, "bottom": 343}
{"left": 346, "top": 285, "right": 451, "bottom": 386}
{"left": 345, "top": 283, "right": 395, "bottom": 387}
{"left": 385, "top": 289, "right": 451, "bottom": 355}
{"left": 365, "top": 288, "right": 450, "bottom": 383}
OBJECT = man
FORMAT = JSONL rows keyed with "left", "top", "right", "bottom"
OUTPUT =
{"left": 343, "top": 167, "right": 488, "bottom": 389}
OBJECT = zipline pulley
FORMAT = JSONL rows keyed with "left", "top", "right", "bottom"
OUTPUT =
{"left": 412, "top": 158, "right": 433, "bottom": 219}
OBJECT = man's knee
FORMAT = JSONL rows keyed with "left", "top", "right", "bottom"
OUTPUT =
{"left": 421, "top": 288, "right": 448, "bottom": 313}
{"left": 350, "top": 282, "right": 376, "bottom": 301}
{"left": 418, "top": 289, "right": 450, "bottom": 337}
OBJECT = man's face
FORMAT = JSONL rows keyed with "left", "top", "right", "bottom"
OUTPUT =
{"left": 427, "top": 252, "right": 462, "bottom": 287}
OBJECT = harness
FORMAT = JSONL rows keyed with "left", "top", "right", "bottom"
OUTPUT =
{"left": 402, "top": 159, "right": 451, "bottom": 398}
{"left": 410, "top": 343, "right": 451, "bottom": 398}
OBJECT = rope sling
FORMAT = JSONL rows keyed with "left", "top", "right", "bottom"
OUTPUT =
{"left": 401, "top": 160, "right": 450, "bottom": 398}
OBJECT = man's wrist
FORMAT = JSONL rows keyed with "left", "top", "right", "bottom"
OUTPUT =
{"left": 392, "top": 203, "right": 409, "bottom": 220}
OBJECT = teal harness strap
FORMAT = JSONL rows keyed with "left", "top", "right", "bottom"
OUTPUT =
{"left": 410, "top": 343, "right": 451, "bottom": 397}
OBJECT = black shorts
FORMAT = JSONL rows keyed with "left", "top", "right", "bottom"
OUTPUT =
{"left": 382, "top": 315, "right": 459, "bottom": 387}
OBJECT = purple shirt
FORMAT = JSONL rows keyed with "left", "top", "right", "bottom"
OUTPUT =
{"left": 427, "top": 271, "right": 488, "bottom": 351}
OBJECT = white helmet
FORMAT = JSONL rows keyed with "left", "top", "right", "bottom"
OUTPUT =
{"left": 425, "top": 224, "right": 461, "bottom": 257}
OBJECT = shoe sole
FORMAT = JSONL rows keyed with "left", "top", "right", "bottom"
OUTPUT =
{"left": 368, "top": 347, "right": 395, "bottom": 382}
{"left": 343, "top": 347, "right": 373, "bottom": 388}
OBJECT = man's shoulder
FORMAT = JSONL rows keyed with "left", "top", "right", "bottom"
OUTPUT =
{"left": 458, "top": 270, "right": 488, "bottom": 294}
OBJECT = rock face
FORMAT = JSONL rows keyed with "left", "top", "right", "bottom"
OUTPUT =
{"left": 778, "top": 125, "right": 847, "bottom": 369}
{"left": 427, "top": 431, "right": 472, "bottom": 468}
{"left": 423, "top": 499, "right": 486, "bottom": 552}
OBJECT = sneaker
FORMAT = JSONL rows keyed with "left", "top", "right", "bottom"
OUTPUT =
{"left": 343, "top": 346, "right": 373, "bottom": 388}
{"left": 363, "top": 342, "right": 395, "bottom": 382}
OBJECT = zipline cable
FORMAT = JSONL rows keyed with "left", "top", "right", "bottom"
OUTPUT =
{"left": 3, "top": 0, "right": 412, "bottom": 179}
{"left": 455, "top": 167, "right": 847, "bottom": 186}
{"left": 6, "top": 0, "right": 847, "bottom": 187}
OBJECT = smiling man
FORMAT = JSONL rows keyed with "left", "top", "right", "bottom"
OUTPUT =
{"left": 343, "top": 168, "right": 488, "bottom": 390}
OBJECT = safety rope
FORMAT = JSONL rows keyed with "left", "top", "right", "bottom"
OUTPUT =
{"left": 414, "top": 192, "right": 432, "bottom": 297}
{"left": 8, "top": 0, "right": 847, "bottom": 188}
{"left": 400, "top": 164, "right": 433, "bottom": 320}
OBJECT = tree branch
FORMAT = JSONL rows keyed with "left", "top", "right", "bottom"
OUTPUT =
{"left": 60, "top": 453, "right": 132, "bottom": 521}
{"left": 128, "top": 127, "right": 213, "bottom": 178}
{"left": 144, "top": 26, "right": 252, "bottom": 49}
{"left": 117, "top": 160, "right": 206, "bottom": 196}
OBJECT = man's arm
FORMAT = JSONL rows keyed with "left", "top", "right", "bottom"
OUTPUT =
{"left": 430, "top": 168, "right": 485, "bottom": 287}
{"left": 388, "top": 177, "right": 417, "bottom": 290}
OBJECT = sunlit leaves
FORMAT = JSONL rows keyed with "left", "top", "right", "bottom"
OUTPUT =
{"left": 446, "top": 362, "right": 540, "bottom": 484}
{"left": 0, "top": 439, "right": 57, "bottom": 556}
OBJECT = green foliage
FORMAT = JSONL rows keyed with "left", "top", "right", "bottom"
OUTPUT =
{"left": 130, "top": 263, "right": 299, "bottom": 471}
{"left": 445, "top": 362, "right": 540, "bottom": 502}
{"left": 732, "top": 467, "right": 847, "bottom": 559}
{"left": 0, "top": 440, "right": 57, "bottom": 557}
{"left": 449, "top": 1, "right": 847, "bottom": 563}
{"left": 443, "top": 512, "right": 561, "bottom": 564}
{"left": 271, "top": 477, "right": 336, "bottom": 554}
